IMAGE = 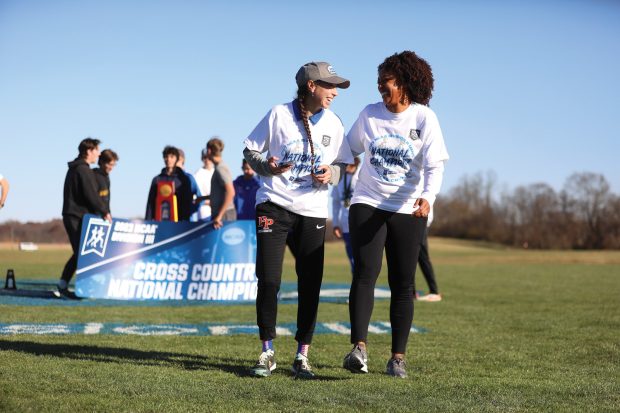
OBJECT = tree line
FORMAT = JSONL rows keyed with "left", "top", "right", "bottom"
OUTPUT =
{"left": 432, "top": 171, "right": 620, "bottom": 249}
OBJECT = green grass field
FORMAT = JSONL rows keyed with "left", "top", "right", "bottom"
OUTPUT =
{"left": 0, "top": 240, "right": 619, "bottom": 412}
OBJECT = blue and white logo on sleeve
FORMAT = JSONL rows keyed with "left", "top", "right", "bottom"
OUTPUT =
{"left": 369, "top": 134, "right": 418, "bottom": 183}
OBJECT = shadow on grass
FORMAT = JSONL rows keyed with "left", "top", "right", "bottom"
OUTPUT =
{"left": 0, "top": 339, "right": 349, "bottom": 381}
{"left": 0, "top": 339, "right": 251, "bottom": 376}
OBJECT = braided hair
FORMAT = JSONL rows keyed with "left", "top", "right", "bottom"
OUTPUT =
{"left": 296, "top": 85, "right": 316, "bottom": 174}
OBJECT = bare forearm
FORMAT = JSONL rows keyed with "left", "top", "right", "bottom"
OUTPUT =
{"left": 216, "top": 184, "right": 235, "bottom": 219}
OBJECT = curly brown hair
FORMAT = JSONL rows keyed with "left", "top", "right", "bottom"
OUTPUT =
{"left": 378, "top": 51, "right": 434, "bottom": 106}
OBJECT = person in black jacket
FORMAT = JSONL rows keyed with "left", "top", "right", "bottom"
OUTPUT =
{"left": 145, "top": 146, "right": 193, "bottom": 221}
{"left": 55, "top": 138, "right": 111, "bottom": 299}
{"left": 93, "top": 149, "right": 119, "bottom": 213}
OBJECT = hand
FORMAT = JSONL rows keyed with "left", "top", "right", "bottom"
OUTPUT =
{"left": 412, "top": 198, "right": 430, "bottom": 218}
{"left": 312, "top": 164, "right": 331, "bottom": 185}
{"left": 213, "top": 215, "right": 223, "bottom": 229}
{"left": 104, "top": 213, "right": 112, "bottom": 222}
{"left": 333, "top": 227, "right": 343, "bottom": 239}
{"left": 268, "top": 156, "right": 293, "bottom": 175}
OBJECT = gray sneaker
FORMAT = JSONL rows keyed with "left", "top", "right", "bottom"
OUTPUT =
{"left": 343, "top": 344, "right": 368, "bottom": 374}
{"left": 386, "top": 357, "right": 407, "bottom": 378}
{"left": 291, "top": 353, "right": 315, "bottom": 380}
{"left": 249, "top": 350, "right": 276, "bottom": 377}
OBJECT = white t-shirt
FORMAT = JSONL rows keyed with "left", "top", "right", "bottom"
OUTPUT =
{"left": 244, "top": 101, "right": 354, "bottom": 218}
{"left": 193, "top": 166, "right": 214, "bottom": 220}
{"left": 331, "top": 167, "right": 360, "bottom": 233}
{"left": 347, "top": 102, "right": 449, "bottom": 214}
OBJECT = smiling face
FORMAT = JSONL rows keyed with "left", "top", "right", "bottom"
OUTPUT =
{"left": 306, "top": 80, "right": 339, "bottom": 113}
{"left": 378, "top": 70, "right": 408, "bottom": 113}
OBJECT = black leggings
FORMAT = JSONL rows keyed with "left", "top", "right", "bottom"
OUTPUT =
{"left": 60, "top": 215, "right": 83, "bottom": 284}
{"left": 348, "top": 203, "right": 427, "bottom": 354}
{"left": 418, "top": 227, "right": 439, "bottom": 294}
{"left": 255, "top": 201, "right": 326, "bottom": 344}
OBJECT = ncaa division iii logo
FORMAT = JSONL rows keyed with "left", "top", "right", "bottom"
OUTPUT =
{"left": 257, "top": 216, "right": 274, "bottom": 233}
{"left": 80, "top": 217, "right": 112, "bottom": 257}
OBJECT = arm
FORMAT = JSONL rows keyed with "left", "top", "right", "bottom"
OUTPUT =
{"left": 413, "top": 161, "right": 445, "bottom": 217}
{"left": 188, "top": 173, "right": 202, "bottom": 221}
{"left": 332, "top": 184, "right": 343, "bottom": 238}
{"left": 213, "top": 182, "right": 235, "bottom": 229}
{"left": 80, "top": 168, "right": 110, "bottom": 220}
{"left": 313, "top": 162, "right": 346, "bottom": 186}
{"left": 322, "top": 118, "right": 354, "bottom": 185}
{"left": 244, "top": 109, "right": 289, "bottom": 177}
{"left": 243, "top": 148, "right": 274, "bottom": 177}
{"left": 414, "top": 109, "right": 449, "bottom": 218}
{"left": 243, "top": 148, "right": 292, "bottom": 177}
{"left": 0, "top": 178, "right": 9, "bottom": 208}
{"left": 327, "top": 164, "right": 346, "bottom": 185}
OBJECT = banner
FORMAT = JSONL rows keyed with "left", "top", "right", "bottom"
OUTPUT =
{"left": 75, "top": 215, "right": 257, "bottom": 301}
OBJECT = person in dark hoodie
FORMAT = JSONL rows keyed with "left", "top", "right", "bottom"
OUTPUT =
{"left": 93, "top": 149, "right": 119, "bottom": 213}
{"left": 145, "top": 146, "right": 193, "bottom": 221}
{"left": 55, "top": 137, "right": 111, "bottom": 299}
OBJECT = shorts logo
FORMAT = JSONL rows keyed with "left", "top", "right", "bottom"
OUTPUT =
{"left": 257, "top": 216, "right": 274, "bottom": 233}
{"left": 321, "top": 135, "right": 331, "bottom": 147}
{"left": 80, "top": 218, "right": 112, "bottom": 257}
{"left": 409, "top": 129, "right": 421, "bottom": 141}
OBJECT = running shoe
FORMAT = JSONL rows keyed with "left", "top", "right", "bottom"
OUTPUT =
{"left": 53, "top": 287, "right": 81, "bottom": 300}
{"left": 417, "top": 293, "right": 442, "bottom": 302}
{"left": 249, "top": 350, "right": 276, "bottom": 377}
{"left": 386, "top": 357, "right": 407, "bottom": 378}
{"left": 343, "top": 344, "right": 368, "bottom": 374}
{"left": 291, "top": 353, "right": 315, "bottom": 380}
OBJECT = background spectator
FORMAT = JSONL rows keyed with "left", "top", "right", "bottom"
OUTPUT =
{"left": 145, "top": 146, "right": 193, "bottom": 221}
{"left": 56, "top": 137, "right": 111, "bottom": 299}
{"left": 233, "top": 159, "right": 260, "bottom": 220}
{"left": 93, "top": 149, "right": 119, "bottom": 213}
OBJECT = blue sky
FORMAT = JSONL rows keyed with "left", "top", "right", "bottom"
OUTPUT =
{"left": 1, "top": 0, "right": 618, "bottom": 222}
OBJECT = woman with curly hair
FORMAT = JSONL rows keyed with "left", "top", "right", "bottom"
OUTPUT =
{"left": 243, "top": 61, "right": 353, "bottom": 379}
{"left": 342, "top": 51, "right": 449, "bottom": 378}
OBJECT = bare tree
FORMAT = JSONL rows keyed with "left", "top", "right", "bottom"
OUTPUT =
{"left": 434, "top": 170, "right": 618, "bottom": 249}
{"left": 563, "top": 172, "right": 610, "bottom": 249}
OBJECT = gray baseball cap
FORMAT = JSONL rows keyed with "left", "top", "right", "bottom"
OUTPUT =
{"left": 295, "top": 62, "right": 350, "bottom": 89}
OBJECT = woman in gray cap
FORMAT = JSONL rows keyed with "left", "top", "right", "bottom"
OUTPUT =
{"left": 243, "top": 61, "right": 353, "bottom": 379}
